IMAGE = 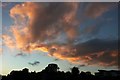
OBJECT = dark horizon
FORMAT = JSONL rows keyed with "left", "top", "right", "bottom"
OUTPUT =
{"left": 1, "top": 63, "right": 120, "bottom": 80}
{"left": 0, "top": 63, "right": 119, "bottom": 76}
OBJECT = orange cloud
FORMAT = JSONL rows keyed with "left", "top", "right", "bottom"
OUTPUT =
{"left": 110, "top": 51, "right": 118, "bottom": 57}
{"left": 3, "top": 2, "right": 79, "bottom": 53}
{"left": 3, "top": 2, "right": 118, "bottom": 67}
{"left": 0, "top": 48, "right": 2, "bottom": 55}
{"left": 85, "top": 3, "right": 113, "bottom": 18}
{"left": 2, "top": 35, "right": 15, "bottom": 49}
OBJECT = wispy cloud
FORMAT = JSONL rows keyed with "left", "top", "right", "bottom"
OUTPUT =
{"left": 85, "top": 3, "right": 116, "bottom": 18}
{"left": 15, "top": 52, "right": 27, "bottom": 57}
{"left": 28, "top": 61, "right": 40, "bottom": 66}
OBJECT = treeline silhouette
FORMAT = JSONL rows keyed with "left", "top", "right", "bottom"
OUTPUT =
{"left": 1, "top": 63, "right": 120, "bottom": 80}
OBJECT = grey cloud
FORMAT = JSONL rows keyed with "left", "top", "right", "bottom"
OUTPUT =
{"left": 28, "top": 61, "right": 40, "bottom": 66}
{"left": 75, "top": 39, "right": 118, "bottom": 56}
{"left": 29, "top": 2, "right": 79, "bottom": 42}
{"left": 85, "top": 2, "right": 116, "bottom": 18}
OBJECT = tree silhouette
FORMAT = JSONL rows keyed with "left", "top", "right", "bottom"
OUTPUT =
{"left": 44, "top": 63, "right": 59, "bottom": 72}
{"left": 1, "top": 63, "right": 120, "bottom": 80}
{"left": 71, "top": 67, "right": 79, "bottom": 75}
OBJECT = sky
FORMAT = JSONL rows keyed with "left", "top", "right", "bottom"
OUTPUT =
{"left": 1, "top": 0, "right": 120, "bottom": 2}
{"left": 0, "top": 1, "right": 119, "bottom": 75}
{"left": 0, "top": 1, "right": 2, "bottom": 74}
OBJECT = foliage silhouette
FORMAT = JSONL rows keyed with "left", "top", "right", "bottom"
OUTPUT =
{"left": 1, "top": 63, "right": 120, "bottom": 80}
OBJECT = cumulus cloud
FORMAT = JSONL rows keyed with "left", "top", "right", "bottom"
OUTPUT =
{"left": 3, "top": 2, "right": 119, "bottom": 67}
{"left": 2, "top": 2, "right": 79, "bottom": 52}
{"left": 10, "top": 2, "right": 79, "bottom": 42}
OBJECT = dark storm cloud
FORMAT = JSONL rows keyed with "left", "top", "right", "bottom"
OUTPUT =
{"left": 73, "top": 39, "right": 119, "bottom": 66}
{"left": 75, "top": 39, "right": 118, "bottom": 56}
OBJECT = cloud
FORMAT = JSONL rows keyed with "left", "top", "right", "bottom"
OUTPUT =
{"left": 48, "top": 39, "right": 118, "bottom": 67}
{"left": 2, "top": 35, "right": 15, "bottom": 49}
{"left": 53, "top": 58, "right": 61, "bottom": 62}
{"left": 10, "top": 2, "right": 79, "bottom": 42}
{"left": 77, "top": 64, "right": 86, "bottom": 67}
{"left": 75, "top": 39, "right": 118, "bottom": 67}
{"left": 75, "top": 39, "right": 118, "bottom": 56}
{"left": 3, "top": 2, "right": 118, "bottom": 67}
{"left": 1, "top": 3, "right": 11, "bottom": 8}
{"left": 0, "top": 48, "right": 2, "bottom": 55}
{"left": 85, "top": 2, "right": 115, "bottom": 18}
{"left": 28, "top": 61, "right": 40, "bottom": 66}
{"left": 2, "top": 2, "right": 79, "bottom": 52}
{"left": 15, "top": 52, "right": 27, "bottom": 57}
